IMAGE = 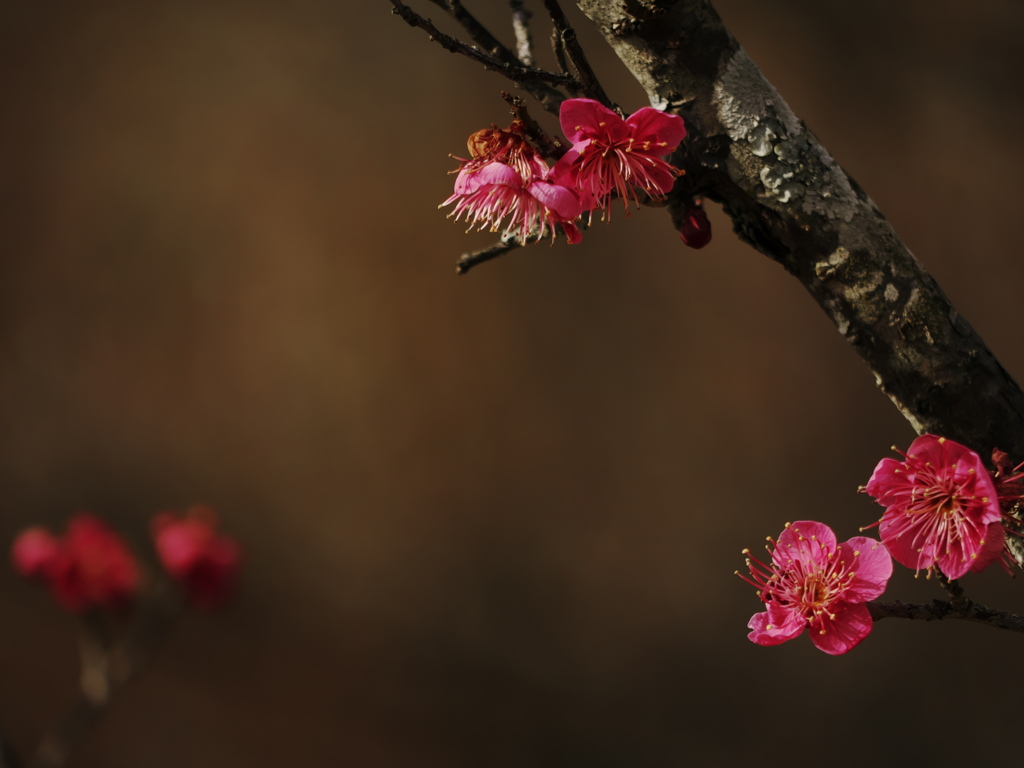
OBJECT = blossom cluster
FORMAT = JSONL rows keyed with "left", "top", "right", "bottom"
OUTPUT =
{"left": 739, "top": 434, "right": 1022, "bottom": 655}
{"left": 11, "top": 506, "right": 241, "bottom": 612}
{"left": 443, "top": 98, "right": 708, "bottom": 247}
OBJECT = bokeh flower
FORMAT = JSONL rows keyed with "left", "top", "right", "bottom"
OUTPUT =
{"left": 740, "top": 520, "right": 891, "bottom": 655}
{"left": 152, "top": 506, "right": 241, "bottom": 609}
{"left": 12, "top": 514, "right": 140, "bottom": 612}
{"left": 863, "top": 435, "right": 1003, "bottom": 578}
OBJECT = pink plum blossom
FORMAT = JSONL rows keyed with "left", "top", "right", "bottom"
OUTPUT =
{"left": 863, "top": 435, "right": 1003, "bottom": 579}
{"left": 442, "top": 160, "right": 582, "bottom": 245}
{"left": 740, "top": 520, "right": 892, "bottom": 655}
{"left": 553, "top": 98, "right": 686, "bottom": 217}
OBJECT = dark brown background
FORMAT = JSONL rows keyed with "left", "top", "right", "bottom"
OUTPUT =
{"left": 2, "top": 1, "right": 1023, "bottom": 765}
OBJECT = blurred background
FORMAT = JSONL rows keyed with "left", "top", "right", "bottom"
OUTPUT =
{"left": 2, "top": 1, "right": 1023, "bottom": 765}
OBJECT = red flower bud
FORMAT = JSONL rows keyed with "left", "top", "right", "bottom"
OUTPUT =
{"left": 678, "top": 205, "right": 712, "bottom": 249}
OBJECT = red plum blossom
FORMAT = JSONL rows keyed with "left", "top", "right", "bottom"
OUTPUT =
{"left": 553, "top": 98, "right": 686, "bottom": 217}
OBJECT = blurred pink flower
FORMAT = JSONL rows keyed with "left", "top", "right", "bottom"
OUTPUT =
{"left": 11, "top": 527, "right": 59, "bottom": 580}
{"left": 152, "top": 506, "right": 241, "bottom": 609}
{"left": 553, "top": 98, "right": 686, "bottom": 217}
{"left": 740, "top": 520, "right": 891, "bottom": 655}
{"left": 863, "top": 435, "right": 1003, "bottom": 578}
{"left": 12, "top": 514, "right": 140, "bottom": 613}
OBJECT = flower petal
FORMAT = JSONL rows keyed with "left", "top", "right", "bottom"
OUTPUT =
{"left": 747, "top": 605, "right": 804, "bottom": 647}
{"left": 559, "top": 98, "right": 628, "bottom": 145}
{"left": 527, "top": 180, "right": 582, "bottom": 220}
{"left": 839, "top": 536, "right": 892, "bottom": 602}
{"left": 809, "top": 602, "right": 874, "bottom": 655}
{"left": 624, "top": 107, "right": 686, "bottom": 152}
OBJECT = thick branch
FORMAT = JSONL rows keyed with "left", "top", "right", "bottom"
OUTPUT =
{"left": 577, "top": 0, "right": 1024, "bottom": 461}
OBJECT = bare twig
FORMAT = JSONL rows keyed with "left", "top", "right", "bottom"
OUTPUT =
{"left": 456, "top": 236, "right": 522, "bottom": 275}
{"left": 509, "top": 0, "right": 534, "bottom": 66}
{"left": 427, "top": 0, "right": 518, "bottom": 64}
{"left": 540, "top": 0, "right": 611, "bottom": 106}
{"left": 869, "top": 599, "right": 1024, "bottom": 633}
{"left": 550, "top": 24, "right": 571, "bottom": 81}
{"left": 390, "top": 0, "right": 571, "bottom": 114}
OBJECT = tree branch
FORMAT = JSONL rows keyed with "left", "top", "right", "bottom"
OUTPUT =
{"left": 390, "top": 0, "right": 572, "bottom": 114}
{"left": 869, "top": 599, "right": 1024, "bottom": 633}
{"left": 455, "top": 236, "right": 522, "bottom": 275}
{"left": 540, "top": 0, "right": 612, "bottom": 106}
{"left": 576, "top": 0, "right": 1024, "bottom": 464}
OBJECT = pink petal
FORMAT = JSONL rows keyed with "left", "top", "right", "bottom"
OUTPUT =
{"left": 863, "top": 456, "right": 906, "bottom": 505}
{"left": 559, "top": 98, "right": 628, "bottom": 145}
{"left": 774, "top": 520, "right": 837, "bottom": 568}
{"left": 625, "top": 107, "right": 686, "bottom": 151}
{"left": 809, "top": 602, "right": 874, "bottom": 655}
{"left": 527, "top": 180, "right": 582, "bottom": 220}
{"left": 839, "top": 536, "right": 892, "bottom": 602}
{"left": 747, "top": 605, "right": 804, "bottom": 647}
{"left": 467, "top": 161, "right": 525, "bottom": 190}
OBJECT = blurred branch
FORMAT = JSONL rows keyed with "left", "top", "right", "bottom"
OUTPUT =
{"left": 870, "top": 600, "right": 1024, "bottom": 633}
{"left": 509, "top": 0, "right": 534, "bottom": 66}
{"left": 576, "top": 0, "right": 1024, "bottom": 467}
{"left": 30, "top": 585, "right": 184, "bottom": 768}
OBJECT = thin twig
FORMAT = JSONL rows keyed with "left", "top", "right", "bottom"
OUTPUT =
{"left": 501, "top": 91, "right": 566, "bottom": 161}
{"left": 539, "top": 0, "right": 611, "bottom": 106}
{"left": 509, "top": 0, "right": 534, "bottom": 66}
{"left": 869, "top": 599, "right": 1024, "bottom": 633}
{"left": 427, "top": 0, "right": 518, "bottom": 64}
{"left": 550, "top": 24, "right": 571, "bottom": 81}
{"left": 390, "top": 0, "right": 570, "bottom": 114}
{"left": 456, "top": 236, "right": 522, "bottom": 275}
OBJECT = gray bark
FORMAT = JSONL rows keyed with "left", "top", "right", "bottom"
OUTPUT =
{"left": 578, "top": 0, "right": 1024, "bottom": 461}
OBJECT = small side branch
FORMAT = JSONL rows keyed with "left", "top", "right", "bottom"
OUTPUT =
{"left": 455, "top": 237, "right": 522, "bottom": 275}
{"left": 427, "top": 0, "right": 517, "bottom": 63}
{"left": 390, "top": 0, "right": 572, "bottom": 113}
{"left": 869, "top": 599, "right": 1024, "bottom": 633}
